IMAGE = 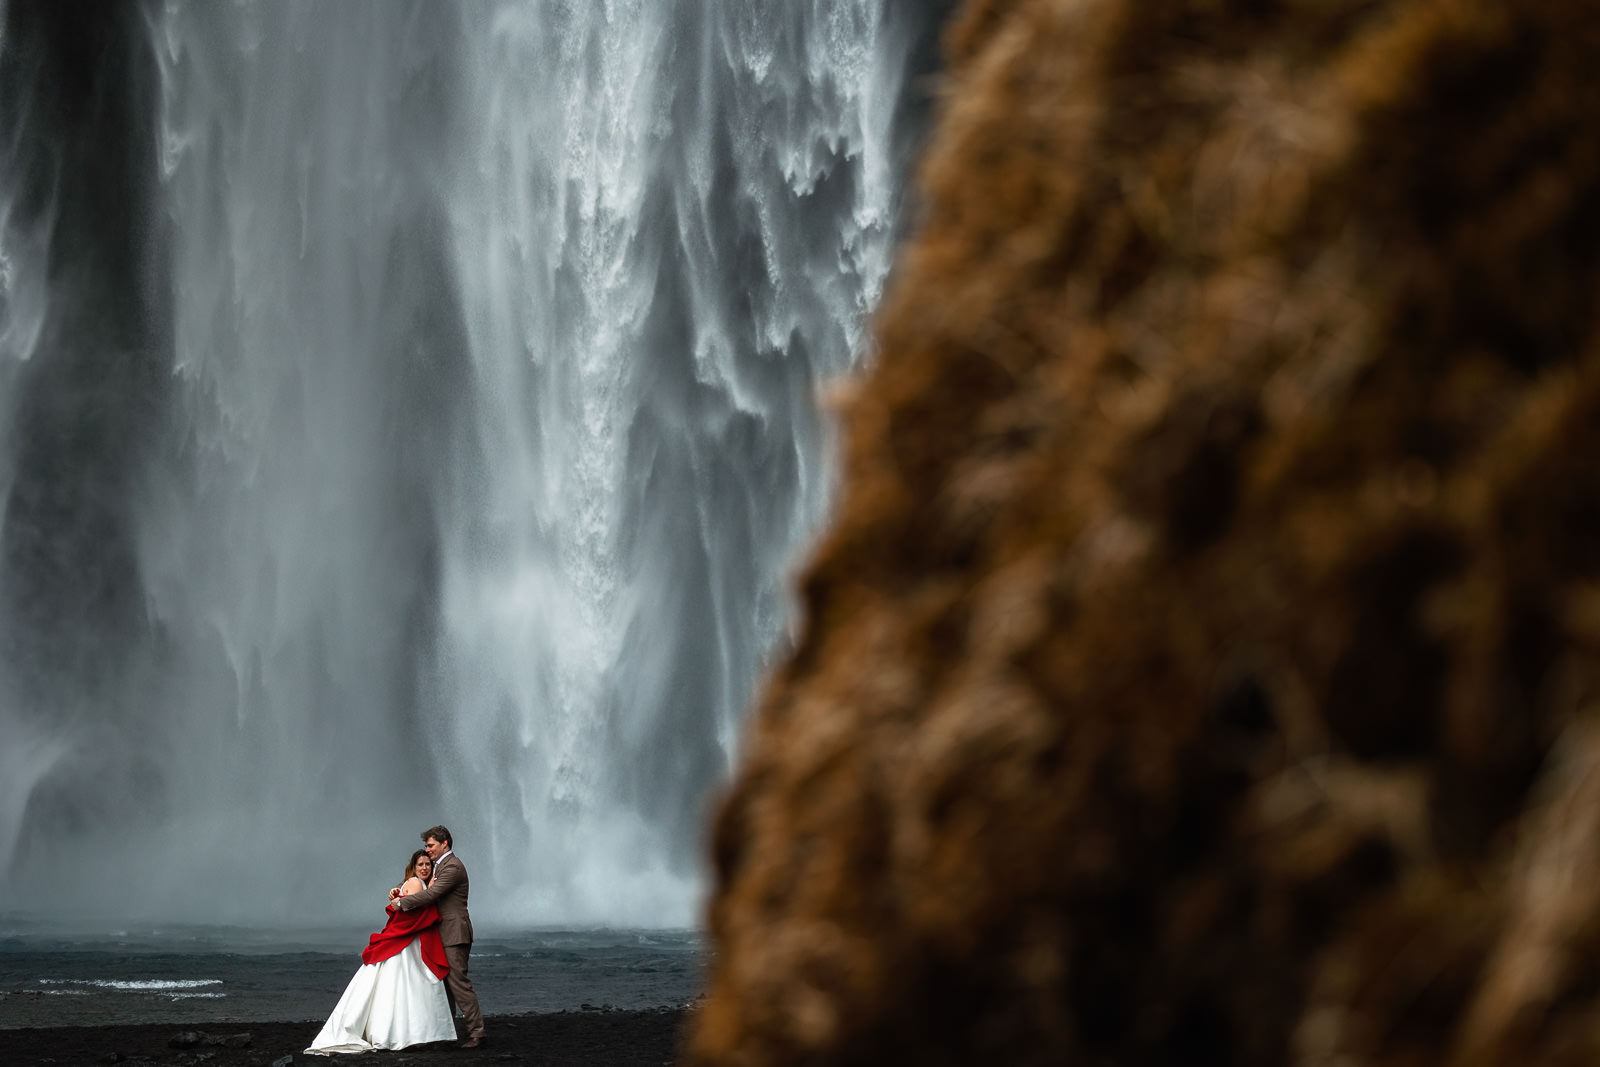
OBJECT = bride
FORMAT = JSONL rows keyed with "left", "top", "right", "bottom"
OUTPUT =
{"left": 305, "top": 850, "right": 457, "bottom": 1054}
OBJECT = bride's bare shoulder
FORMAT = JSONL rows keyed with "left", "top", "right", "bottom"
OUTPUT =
{"left": 399, "top": 876, "right": 426, "bottom": 897}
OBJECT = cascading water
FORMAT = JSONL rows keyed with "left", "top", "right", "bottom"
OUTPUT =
{"left": 0, "top": 0, "right": 948, "bottom": 927}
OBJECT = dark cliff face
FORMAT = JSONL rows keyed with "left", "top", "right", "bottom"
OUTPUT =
{"left": 0, "top": 2, "right": 166, "bottom": 693}
{"left": 0, "top": 1, "right": 172, "bottom": 842}
{"left": 690, "top": 1, "right": 1600, "bottom": 1065}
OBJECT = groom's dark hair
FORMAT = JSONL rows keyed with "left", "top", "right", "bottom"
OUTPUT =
{"left": 423, "top": 825, "right": 452, "bottom": 848}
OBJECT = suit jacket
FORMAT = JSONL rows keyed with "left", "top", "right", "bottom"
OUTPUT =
{"left": 396, "top": 852, "right": 473, "bottom": 946}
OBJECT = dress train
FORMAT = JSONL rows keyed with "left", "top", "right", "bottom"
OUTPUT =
{"left": 305, "top": 929, "right": 455, "bottom": 1053}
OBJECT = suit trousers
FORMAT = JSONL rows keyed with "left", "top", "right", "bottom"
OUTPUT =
{"left": 442, "top": 943, "right": 485, "bottom": 1039}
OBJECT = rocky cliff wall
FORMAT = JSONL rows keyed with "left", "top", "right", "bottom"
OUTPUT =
{"left": 690, "top": 1, "right": 1600, "bottom": 1065}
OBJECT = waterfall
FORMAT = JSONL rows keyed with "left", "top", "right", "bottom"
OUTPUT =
{"left": 0, "top": 0, "right": 945, "bottom": 927}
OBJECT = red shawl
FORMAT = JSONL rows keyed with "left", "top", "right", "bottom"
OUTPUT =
{"left": 361, "top": 903, "right": 449, "bottom": 980}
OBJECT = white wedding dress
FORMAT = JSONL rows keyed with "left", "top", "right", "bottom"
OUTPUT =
{"left": 305, "top": 930, "right": 456, "bottom": 1054}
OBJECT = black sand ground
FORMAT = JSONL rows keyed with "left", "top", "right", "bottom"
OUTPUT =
{"left": 0, "top": 1009, "right": 687, "bottom": 1066}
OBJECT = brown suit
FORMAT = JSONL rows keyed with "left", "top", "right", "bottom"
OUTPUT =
{"left": 396, "top": 851, "right": 483, "bottom": 1039}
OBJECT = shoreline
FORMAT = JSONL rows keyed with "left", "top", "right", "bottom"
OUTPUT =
{"left": 0, "top": 1008, "right": 689, "bottom": 1066}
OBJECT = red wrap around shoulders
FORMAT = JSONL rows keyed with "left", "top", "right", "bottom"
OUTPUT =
{"left": 361, "top": 902, "right": 449, "bottom": 980}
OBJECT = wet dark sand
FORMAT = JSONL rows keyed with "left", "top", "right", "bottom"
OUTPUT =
{"left": 0, "top": 1009, "right": 687, "bottom": 1066}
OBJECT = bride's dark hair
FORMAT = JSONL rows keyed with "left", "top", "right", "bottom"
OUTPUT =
{"left": 403, "top": 848, "right": 429, "bottom": 883}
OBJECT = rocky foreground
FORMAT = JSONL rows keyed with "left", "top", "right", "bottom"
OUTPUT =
{"left": 689, "top": 0, "right": 1600, "bottom": 1065}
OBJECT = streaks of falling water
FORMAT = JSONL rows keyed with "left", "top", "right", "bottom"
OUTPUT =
{"left": 435, "top": 0, "right": 923, "bottom": 923}
{"left": 0, "top": 0, "right": 941, "bottom": 927}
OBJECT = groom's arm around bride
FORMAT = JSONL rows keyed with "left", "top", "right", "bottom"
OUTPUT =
{"left": 393, "top": 855, "right": 469, "bottom": 935}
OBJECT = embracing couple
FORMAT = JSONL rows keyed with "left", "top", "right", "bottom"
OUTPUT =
{"left": 306, "top": 825, "right": 487, "bottom": 1054}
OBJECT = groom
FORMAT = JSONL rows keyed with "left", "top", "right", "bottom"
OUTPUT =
{"left": 390, "top": 825, "right": 486, "bottom": 1048}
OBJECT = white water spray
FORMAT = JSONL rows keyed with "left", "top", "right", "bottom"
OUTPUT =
{"left": 0, "top": 0, "right": 933, "bottom": 928}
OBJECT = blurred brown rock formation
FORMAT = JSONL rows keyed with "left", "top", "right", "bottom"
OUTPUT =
{"left": 687, "top": 1, "right": 1600, "bottom": 1065}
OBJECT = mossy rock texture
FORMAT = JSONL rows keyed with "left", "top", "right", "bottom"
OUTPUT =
{"left": 689, "top": 1, "right": 1600, "bottom": 1065}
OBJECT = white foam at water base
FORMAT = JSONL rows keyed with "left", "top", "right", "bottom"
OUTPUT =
{"left": 39, "top": 978, "right": 223, "bottom": 991}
